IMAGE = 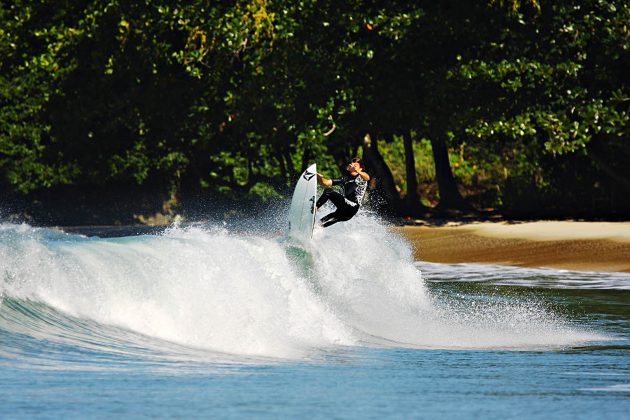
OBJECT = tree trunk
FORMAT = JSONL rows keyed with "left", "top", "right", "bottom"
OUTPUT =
{"left": 430, "top": 135, "right": 470, "bottom": 211}
{"left": 403, "top": 133, "right": 419, "bottom": 206}
{"left": 361, "top": 132, "right": 402, "bottom": 215}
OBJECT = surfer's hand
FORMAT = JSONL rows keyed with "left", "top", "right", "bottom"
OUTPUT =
{"left": 317, "top": 173, "right": 332, "bottom": 187}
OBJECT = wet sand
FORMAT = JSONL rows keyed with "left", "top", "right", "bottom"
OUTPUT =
{"left": 396, "top": 221, "right": 630, "bottom": 273}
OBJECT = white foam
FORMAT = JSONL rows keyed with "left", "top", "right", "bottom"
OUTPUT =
{"left": 0, "top": 216, "right": 606, "bottom": 359}
{"left": 581, "top": 384, "right": 630, "bottom": 392}
{"left": 0, "top": 224, "right": 352, "bottom": 358}
{"left": 418, "top": 261, "right": 630, "bottom": 290}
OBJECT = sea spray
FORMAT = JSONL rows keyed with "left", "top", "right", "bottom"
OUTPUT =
{"left": 0, "top": 216, "right": 603, "bottom": 362}
{"left": 309, "top": 214, "right": 602, "bottom": 349}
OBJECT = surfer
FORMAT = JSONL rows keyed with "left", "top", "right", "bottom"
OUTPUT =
{"left": 316, "top": 158, "right": 370, "bottom": 227}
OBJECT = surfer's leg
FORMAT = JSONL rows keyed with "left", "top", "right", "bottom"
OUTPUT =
{"left": 320, "top": 205, "right": 358, "bottom": 228}
{"left": 327, "top": 191, "right": 350, "bottom": 209}
{"left": 316, "top": 188, "right": 333, "bottom": 208}
{"left": 320, "top": 212, "right": 341, "bottom": 227}
{"left": 317, "top": 188, "right": 346, "bottom": 209}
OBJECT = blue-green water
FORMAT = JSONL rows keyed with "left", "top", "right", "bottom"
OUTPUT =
{"left": 1, "top": 220, "right": 628, "bottom": 418}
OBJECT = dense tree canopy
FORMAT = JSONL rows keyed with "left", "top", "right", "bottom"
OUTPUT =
{"left": 1, "top": 0, "right": 628, "bottom": 222}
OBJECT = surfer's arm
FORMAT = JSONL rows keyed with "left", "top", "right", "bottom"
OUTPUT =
{"left": 356, "top": 169, "right": 370, "bottom": 181}
{"left": 317, "top": 173, "right": 333, "bottom": 187}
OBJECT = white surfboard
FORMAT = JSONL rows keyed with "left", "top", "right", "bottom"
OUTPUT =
{"left": 288, "top": 163, "right": 317, "bottom": 243}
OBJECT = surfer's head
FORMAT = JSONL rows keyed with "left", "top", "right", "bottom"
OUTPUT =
{"left": 346, "top": 157, "right": 365, "bottom": 175}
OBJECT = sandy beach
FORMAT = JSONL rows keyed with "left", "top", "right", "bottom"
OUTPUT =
{"left": 396, "top": 221, "right": 630, "bottom": 273}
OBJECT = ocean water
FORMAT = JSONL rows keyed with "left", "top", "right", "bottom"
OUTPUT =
{"left": 1, "top": 216, "right": 629, "bottom": 419}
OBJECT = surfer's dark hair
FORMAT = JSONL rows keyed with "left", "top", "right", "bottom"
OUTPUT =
{"left": 350, "top": 157, "right": 365, "bottom": 170}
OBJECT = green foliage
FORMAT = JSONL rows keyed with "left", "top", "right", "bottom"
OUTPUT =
{"left": 441, "top": 0, "right": 630, "bottom": 211}
{"left": 1, "top": 0, "right": 628, "bottom": 216}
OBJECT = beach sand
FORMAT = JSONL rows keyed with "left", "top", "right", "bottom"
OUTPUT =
{"left": 396, "top": 221, "right": 630, "bottom": 273}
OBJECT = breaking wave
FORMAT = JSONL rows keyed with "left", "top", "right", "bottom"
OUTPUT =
{"left": 0, "top": 215, "right": 605, "bottom": 365}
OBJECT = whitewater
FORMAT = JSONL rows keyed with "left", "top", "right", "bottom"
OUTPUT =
{"left": 0, "top": 214, "right": 603, "bottom": 364}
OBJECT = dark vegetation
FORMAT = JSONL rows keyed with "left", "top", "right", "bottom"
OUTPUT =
{"left": 1, "top": 0, "right": 629, "bottom": 224}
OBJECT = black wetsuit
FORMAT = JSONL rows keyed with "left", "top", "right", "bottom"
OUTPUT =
{"left": 316, "top": 174, "right": 368, "bottom": 227}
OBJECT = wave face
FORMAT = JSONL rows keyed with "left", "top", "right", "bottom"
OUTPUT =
{"left": 0, "top": 216, "right": 603, "bottom": 362}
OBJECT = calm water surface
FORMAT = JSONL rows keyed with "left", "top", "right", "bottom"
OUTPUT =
{"left": 1, "top": 221, "right": 628, "bottom": 418}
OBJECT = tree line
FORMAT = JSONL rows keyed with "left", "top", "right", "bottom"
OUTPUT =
{"left": 1, "top": 0, "right": 629, "bottom": 222}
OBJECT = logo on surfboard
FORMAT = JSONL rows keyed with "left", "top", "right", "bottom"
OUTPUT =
{"left": 302, "top": 170, "right": 316, "bottom": 181}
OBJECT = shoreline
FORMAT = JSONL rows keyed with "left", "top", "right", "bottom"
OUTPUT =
{"left": 395, "top": 221, "right": 630, "bottom": 273}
